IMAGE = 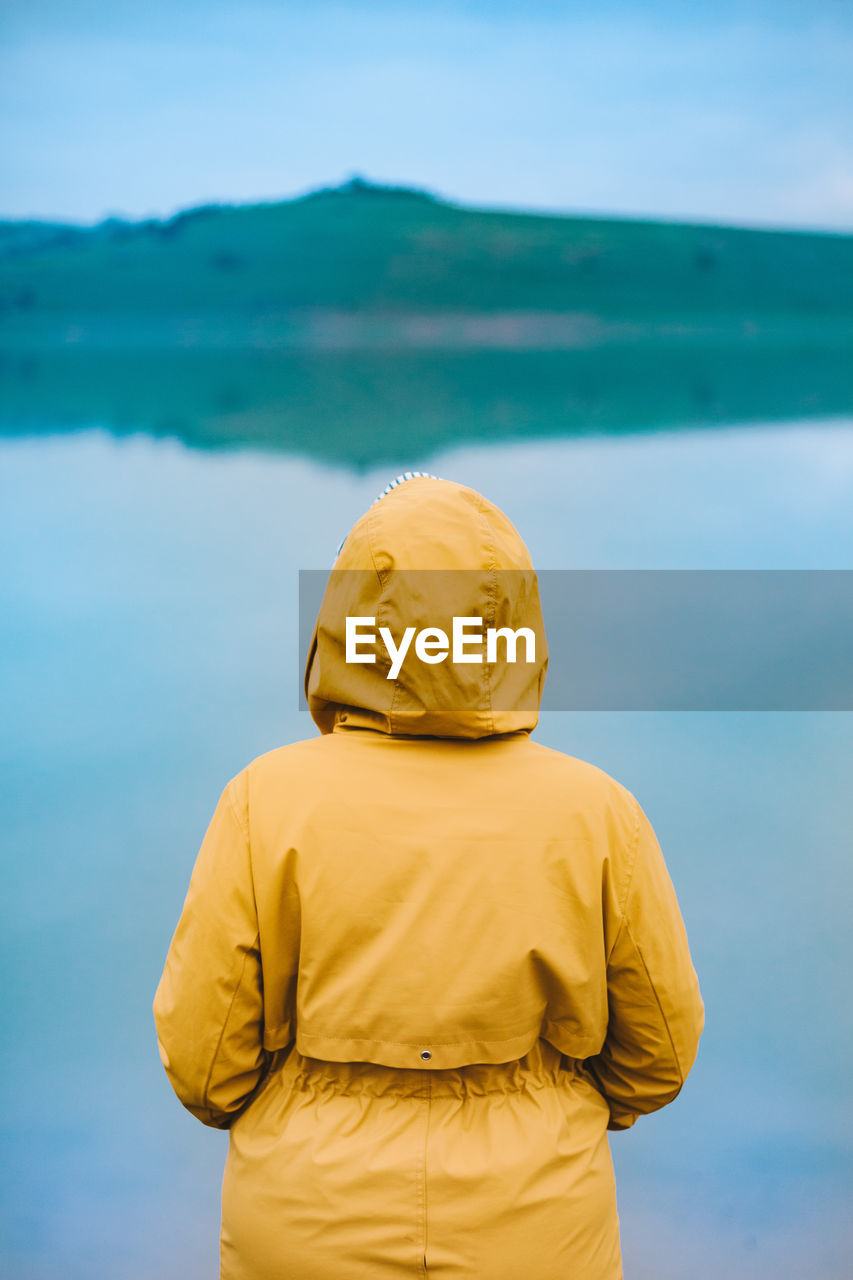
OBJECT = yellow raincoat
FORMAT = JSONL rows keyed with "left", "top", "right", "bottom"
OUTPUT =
{"left": 154, "top": 477, "right": 704, "bottom": 1279}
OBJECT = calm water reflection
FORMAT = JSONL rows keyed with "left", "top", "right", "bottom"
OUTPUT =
{"left": 1, "top": 421, "right": 851, "bottom": 1278}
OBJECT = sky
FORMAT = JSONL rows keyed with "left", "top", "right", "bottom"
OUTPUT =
{"left": 1, "top": 0, "right": 852, "bottom": 231}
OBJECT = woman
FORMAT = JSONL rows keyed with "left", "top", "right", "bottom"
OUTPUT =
{"left": 153, "top": 474, "right": 704, "bottom": 1279}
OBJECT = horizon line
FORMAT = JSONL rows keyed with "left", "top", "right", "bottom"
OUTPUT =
{"left": 2, "top": 174, "right": 852, "bottom": 241}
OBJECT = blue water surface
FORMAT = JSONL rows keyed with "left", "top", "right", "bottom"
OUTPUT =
{"left": 1, "top": 420, "right": 851, "bottom": 1279}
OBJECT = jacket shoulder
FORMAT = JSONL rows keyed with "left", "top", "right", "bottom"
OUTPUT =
{"left": 524, "top": 738, "right": 639, "bottom": 813}
{"left": 217, "top": 735, "right": 331, "bottom": 809}
{"left": 233, "top": 734, "right": 330, "bottom": 778}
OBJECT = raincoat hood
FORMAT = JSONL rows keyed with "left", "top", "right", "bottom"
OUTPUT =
{"left": 304, "top": 477, "right": 548, "bottom": 738}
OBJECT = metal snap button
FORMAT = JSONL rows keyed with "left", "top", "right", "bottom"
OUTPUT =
{"left": 420, "top": 1049, "right": 432, "bottom": 1061}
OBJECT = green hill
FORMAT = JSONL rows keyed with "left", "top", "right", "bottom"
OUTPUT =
{"left": 1, "top": 178, "right": 851, "bottom": 464}
{"left": 3, "top": 176, "right": 853, "bottom": 328}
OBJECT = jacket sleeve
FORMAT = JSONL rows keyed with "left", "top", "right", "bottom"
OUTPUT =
{"left": 153, "top": 769, "right": 270, "bottom": 1129}
{"left": 586, "top": 798, "right": 705, "bottom": 1132}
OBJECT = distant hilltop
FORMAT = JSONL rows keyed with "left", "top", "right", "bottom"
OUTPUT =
{"left": 1, "top": 177, "right": 852, "bottom": 348}
{"left": 1, "top": 178, "right": 851, "bottom": 465}
{"left": 0, "top": 176, "right": 440, "bottom": 259}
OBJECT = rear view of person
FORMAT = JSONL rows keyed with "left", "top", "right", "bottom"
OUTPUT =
{"left": 153, "top": 475, "right": 705, "bottom": 1279}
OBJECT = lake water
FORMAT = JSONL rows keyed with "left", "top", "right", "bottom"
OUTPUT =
{"left": 1, "top": 417, "right": 852, "bottom": 1278}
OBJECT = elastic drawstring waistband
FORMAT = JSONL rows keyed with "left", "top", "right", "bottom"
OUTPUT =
{"left": 271, "top": 1037, "right": 587, "bottom": 1099}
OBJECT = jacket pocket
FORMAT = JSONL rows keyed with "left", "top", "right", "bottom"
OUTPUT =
{"left": 227, "top": 1043, "right": 293, "bottom": 1134}
{"left": 569, "top": 1059, "right": 610, "bottom": 1111}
